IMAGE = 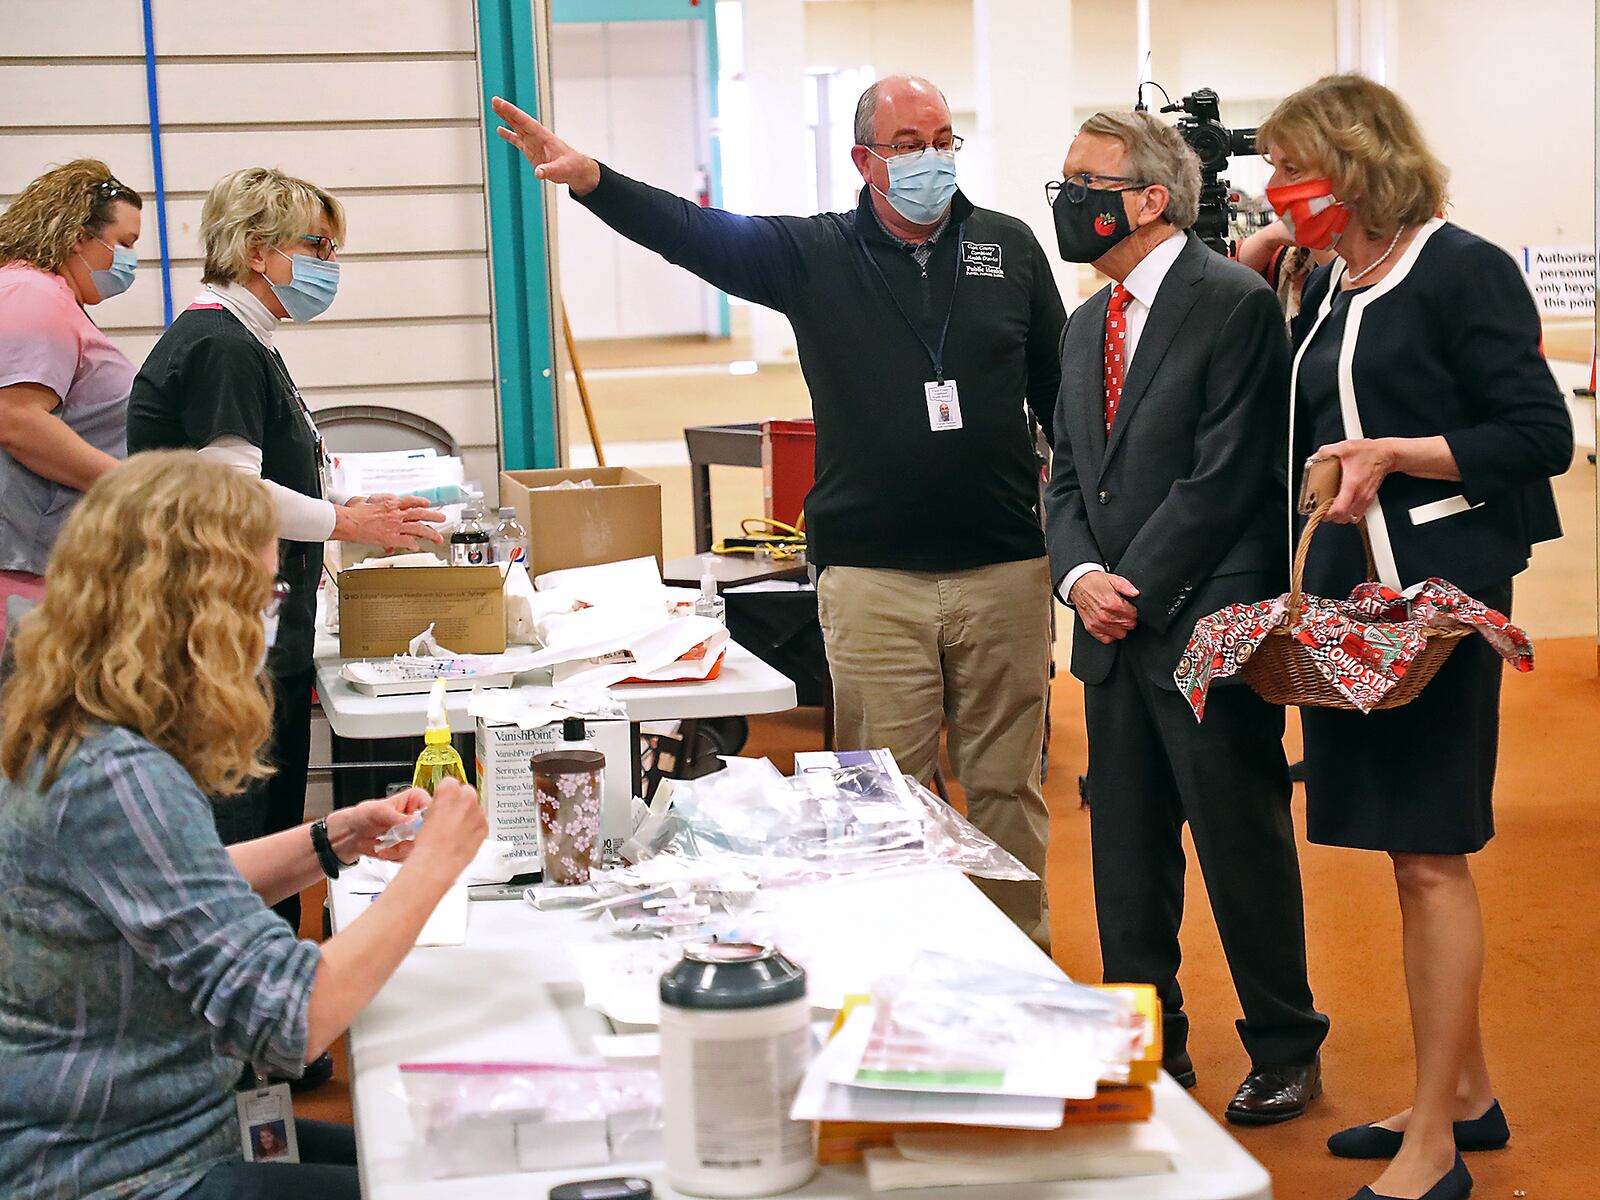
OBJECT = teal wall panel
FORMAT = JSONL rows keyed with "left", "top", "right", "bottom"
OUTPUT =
{"left": 479, "top": 0, "right": 559, "bottom": 470}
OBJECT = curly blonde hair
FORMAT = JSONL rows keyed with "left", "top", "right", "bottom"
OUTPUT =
{"left": 201, "top": 167, "right": 346, "bottom": 285}
{"left": 0, "top": 159, "right": 143, "bottom": 271}
{"left": 0, "top": 453, "right": 277, "bottom": 797}
{"left": 1258, "top": 74, "right": 1449, "bottom": 239}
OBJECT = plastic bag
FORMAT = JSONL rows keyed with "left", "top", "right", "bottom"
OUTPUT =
{"left": 621, "top": 761, "right": 1034, "bottom": 884}
{"left": 862, "top": 952, "right": 1145, "bottom": 1094}
{"left": 398, "top": 1062, "right": 662, "bottom": 1178}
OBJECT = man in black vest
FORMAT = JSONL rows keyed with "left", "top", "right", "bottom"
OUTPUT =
{"left": 1044, "top": 110, "right": 1328, "bottom": 1122}
{"left": 493, "top": 78, "right": 1064, "bottom": 946}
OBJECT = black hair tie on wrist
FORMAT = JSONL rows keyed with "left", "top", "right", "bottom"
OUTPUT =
{"left": 309, "top": 817, "right": 343, "bottom": 880}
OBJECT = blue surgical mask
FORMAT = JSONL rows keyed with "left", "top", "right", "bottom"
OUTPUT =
{"left": 872, "top": 148, "right": 958, "bottom": 226}
{"left": 87, "top": 239, "right": 137, "bottom": 300}
{"left": 269, "top": 248, "right": 340, "bottom": 322}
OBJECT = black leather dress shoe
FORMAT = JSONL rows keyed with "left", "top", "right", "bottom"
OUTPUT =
{"left": 1163, "top": 1048, "right": 1197, "bottom": 1089}
{"left": 1224, "top": 1056, "right": 1321, "bottom": 1125}
{"left": 1349, "top": 1153, "right": 1472, "bottom": 1200}
{"left": 1329, "top": 1100, "right": 1509, "bottom": 1159}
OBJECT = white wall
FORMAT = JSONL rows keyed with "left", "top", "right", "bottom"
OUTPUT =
{"left": 1396, "top": 0, "right": 1593, "bottom": 250}
{"left": 0, "top": 0, "right": 505, "bottom": 494}
{"left": 797, "top": 0, "right": 1594, "bottom": 264}
{"left": 551, "top": 20, "right": 720, "bottom": 340}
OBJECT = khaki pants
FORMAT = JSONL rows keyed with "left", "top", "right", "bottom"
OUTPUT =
{"left": 816, "top": 557, "right": 1052, "bottom": 949}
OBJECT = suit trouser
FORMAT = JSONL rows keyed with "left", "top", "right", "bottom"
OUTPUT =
{"left": 1083, "top": 645, "right": 1328, "bottom": 1066}
{"left": 817, "top": 558, "right": 1052, "bottom": 949}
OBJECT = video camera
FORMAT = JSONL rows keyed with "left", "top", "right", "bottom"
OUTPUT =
{"left": 1159, "top": 87, "right": 1258, "bottom": 256}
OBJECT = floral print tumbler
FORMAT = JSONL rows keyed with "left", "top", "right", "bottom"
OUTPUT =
{"left": 531, "top": 748, "right": 605, "bottom": 885}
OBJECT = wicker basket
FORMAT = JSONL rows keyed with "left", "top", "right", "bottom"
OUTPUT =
{"left": 1239, "top": 499, "right": 1470, "bottom": 711}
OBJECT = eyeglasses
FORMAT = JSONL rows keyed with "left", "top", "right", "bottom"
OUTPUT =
{"left": 265, "top": 581, "right": 290, "bottom": 618}
{"left": 90, "top": 177, "right": 135, "bottom": 203}
{"left": 863, "top": 134, "right": 965, "bottom": 156}
{"left": 1045, "top": 173, "right": 1151, "bottom": 206}
{"left": 299, "top": 234, "right": 339, "bottom": 261}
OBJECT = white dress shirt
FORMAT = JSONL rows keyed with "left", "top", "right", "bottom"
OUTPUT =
{"left": 1058, "top": 230, "right": 1188, "bottom": 605}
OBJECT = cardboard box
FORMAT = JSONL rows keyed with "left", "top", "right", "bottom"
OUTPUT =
{"left": 499, "top": 467, "right": 663, "bottom": 579}
{"left": 338, "top": 566, "right": 505, "bottom": 658}
{"left": 475, "top": 717, "right": 634, "bottom": 861}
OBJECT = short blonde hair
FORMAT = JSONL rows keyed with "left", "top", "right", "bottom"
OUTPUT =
{"left": 0, "top": 159, "right": 142, "bottom": 271}
{"left": 0, "top": 452, "right": 277, "bottom": 797}
{"left": 200, "top": 166, "right": 346, "bottom": 285}
{"left": 1079, "top": 111, "right": 1202, "bottom": 229}
{"left": 1258, "top": 74, "right": 1448, "bottom": 238}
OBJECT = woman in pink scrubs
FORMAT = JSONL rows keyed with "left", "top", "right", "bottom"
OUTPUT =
{"left": 0, "top": 159, "right": 142, "bottom": 644}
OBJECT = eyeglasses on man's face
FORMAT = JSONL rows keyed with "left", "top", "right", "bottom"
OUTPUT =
{"left": 864, "top": 134, "right": 965, "bottom": 157}
{"left": 1044, "top": 173, "right": 1151, "bottom": 206}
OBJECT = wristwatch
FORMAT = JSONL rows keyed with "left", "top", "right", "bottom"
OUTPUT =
{"left": 309, "top": 817, "right": 347, "bottom": 880}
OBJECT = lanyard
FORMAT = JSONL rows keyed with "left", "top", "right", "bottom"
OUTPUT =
{"left": 265, "top": 348, "right": 328, "bottom": 497}
{"left": 855, "top": 221, "right": 965, "bottom": 383}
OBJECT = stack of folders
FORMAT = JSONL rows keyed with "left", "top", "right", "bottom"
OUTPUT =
{"left": 794, "top": 984, "right": 1175, "bottom": 1190}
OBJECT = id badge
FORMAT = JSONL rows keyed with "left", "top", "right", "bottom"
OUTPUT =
{"left": 925, "top": 379, "right": 963, "bottom": 431}
{"left": 236, "top": 1082, "right": 300, "bottom": 1164}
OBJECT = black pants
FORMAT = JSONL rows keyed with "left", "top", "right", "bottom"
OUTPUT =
{"left": 188, "top": 1119, "right": 357, "bottom": 1200}
{"left": 1084, "top": 648, "right": 1329, "bottom": 1067}
{"left": 211, "top": 665, "right": 316, "bottom": 932}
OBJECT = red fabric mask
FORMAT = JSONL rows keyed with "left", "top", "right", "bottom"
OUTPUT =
{"left": 1266, "top": 177, "right": 1351, "bottom": 250}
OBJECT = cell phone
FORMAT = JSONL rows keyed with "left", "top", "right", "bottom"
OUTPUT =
{"left": 549, "top": 1177, "right": 652, "bottom": 1200}
{"left": 1298, "top": 456, "right": 1343, "bottom": 516}
{"left": 466, "top": 870, "right": 542, "bottom": 901}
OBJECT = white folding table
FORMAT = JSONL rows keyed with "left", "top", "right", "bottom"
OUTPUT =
{"left": 313, "top": 632, "right": 798, "bottom": 741}
{"left": 328, "top": 865, "right": 1272, "bottom": 1200}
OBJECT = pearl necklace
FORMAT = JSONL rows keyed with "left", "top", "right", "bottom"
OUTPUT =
{"left": 1344, "top": 224, "right": 1407, "bottom": 284}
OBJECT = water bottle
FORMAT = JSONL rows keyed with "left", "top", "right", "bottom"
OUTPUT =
{"left": 450, "top": 496, "right": 491, "bottom": 567}
{"left": 491, "top": 506, "right": 529, "bottom": 567}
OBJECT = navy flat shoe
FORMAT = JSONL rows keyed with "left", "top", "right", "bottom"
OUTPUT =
{"left": 1329, "top": 1101, "right": 1510, "bottom": 1159}
{"left": 1349, "top": 1154, "right": 1472, "bottom": 1200}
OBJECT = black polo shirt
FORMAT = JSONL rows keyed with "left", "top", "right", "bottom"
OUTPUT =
{"left": 576, "top": 168, "right": 1066, "bottom": 572}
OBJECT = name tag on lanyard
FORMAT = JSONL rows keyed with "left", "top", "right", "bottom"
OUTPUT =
{"left": 270, "top": 350, "right": 328, "bottom": 499}
{"left": 857, "top": 221, "right": 967, "bottom": 436}
{"left": 925, "top": 379, "right": 963, "bottom": 431}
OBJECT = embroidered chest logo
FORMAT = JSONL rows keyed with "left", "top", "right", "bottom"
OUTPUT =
{"left": 962, "top": 242, "right": 1005, "bottom": 278}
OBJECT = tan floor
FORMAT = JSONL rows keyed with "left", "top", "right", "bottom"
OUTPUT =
{"left": 296, "top": 318, "right": 1600, "bottom": 1200}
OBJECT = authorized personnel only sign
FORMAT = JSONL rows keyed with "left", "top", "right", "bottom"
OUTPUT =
{"left": 1521, "top": 245, "right": 1596, "bottom": 316}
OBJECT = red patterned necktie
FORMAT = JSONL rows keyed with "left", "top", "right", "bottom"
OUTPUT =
{"left": 1103, "top": 283, "right": 1131, "bottom": 434}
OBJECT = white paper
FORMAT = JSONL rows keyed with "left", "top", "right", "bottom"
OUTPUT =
{"left": 415, "top": 884, "right": 469, "bottom": 946}
{"left": 793, "top": 1008, "right": 1065, "bottom": 1129}
{"left": 592, "top": 1033, "right": 661, "bottom": 1061}
{"left": 549, "top": 617, "right": 727, "bottom": 690}
{"left": 534, "top": 555, "right": 662, "bottom": 599}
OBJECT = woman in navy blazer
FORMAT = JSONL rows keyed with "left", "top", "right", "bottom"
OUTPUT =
{"left": 1259, "top": 75, "right": 1572, "bottom": 1200}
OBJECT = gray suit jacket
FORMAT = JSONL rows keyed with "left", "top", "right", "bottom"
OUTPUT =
{"left": 1045, "top": 232, "right": 1289, "bottom": 688}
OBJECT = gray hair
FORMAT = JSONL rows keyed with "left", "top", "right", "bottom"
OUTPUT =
{"left": 853, "top": 76, "right": 949, "bottom": 146}
{"left": 1078, "top": 110, "right": 1201, "bottom": 230}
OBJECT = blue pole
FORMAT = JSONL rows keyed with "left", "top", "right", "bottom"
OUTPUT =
{"left": 139, "top": 0, "right": 174, "bottom": 326}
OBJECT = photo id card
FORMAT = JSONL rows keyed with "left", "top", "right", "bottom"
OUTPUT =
{"left": 236, "top": 1082, "right": 300, "bottom": 1164}
{"left": 925, "top": 379, "right": 963, "bottom": 431}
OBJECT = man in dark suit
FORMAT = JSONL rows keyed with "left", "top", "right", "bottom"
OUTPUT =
{"left": 1044, "top": 111, "right": 1329, "bottom": 1125}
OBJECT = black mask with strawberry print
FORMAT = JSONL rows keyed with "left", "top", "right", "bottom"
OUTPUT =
{"left": 1053, "top": 184, "right": 1136, "bottom": 263}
